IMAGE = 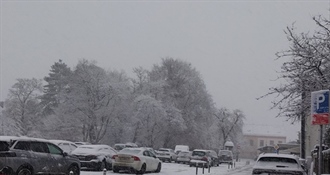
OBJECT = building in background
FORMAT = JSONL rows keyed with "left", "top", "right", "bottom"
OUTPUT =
{"left": 240, "top": 134, "right": 286, "bottom": 159}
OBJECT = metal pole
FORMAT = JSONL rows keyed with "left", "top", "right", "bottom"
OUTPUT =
{"left": 301, "top": 90, "right": 306, "bottom": 159}
{"left": 318, "top": 125, "right": 323, "bottom": 175}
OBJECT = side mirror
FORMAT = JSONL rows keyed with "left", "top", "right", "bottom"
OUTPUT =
{"left": 63, "top": 152, "right": 68, "bottom": 157}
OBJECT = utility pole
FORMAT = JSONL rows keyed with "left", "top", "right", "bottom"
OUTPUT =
{"left": 301, "top": 89, "right": 306, "bottom": 159}
{"left": 0, "top": 101, "right": 4, "bottom": 135}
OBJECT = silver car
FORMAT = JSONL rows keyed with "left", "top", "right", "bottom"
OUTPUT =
{"left": 0, "top": 136, "right": 80, "bottom": 175}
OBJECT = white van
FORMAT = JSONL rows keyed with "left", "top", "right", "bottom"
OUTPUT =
{"left": 174, "top": 145, "right": 189, "bottom": 154}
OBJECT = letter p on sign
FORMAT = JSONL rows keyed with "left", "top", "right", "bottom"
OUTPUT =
{"left": 311, "top": 90, "right": 329, "bottom": 125}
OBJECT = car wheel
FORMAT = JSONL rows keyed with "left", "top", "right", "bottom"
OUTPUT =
{"left": 113, "top": 167, "right": 119, "bottom": 173}
{"left": 155, "top": 163, "right": 161, "bottom": 173}
{"left": 17, "top": 167, "right": 32, "bottom": 175}
{"left": 98, "top": 161, "right": 106, "bottom": 171}
{"left": 138, "top": 163, "right": 146, "bottom": 174}
{"left": 67, "top": 165, "right": 80, "bottom": 175}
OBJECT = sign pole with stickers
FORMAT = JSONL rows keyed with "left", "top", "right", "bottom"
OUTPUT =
{"left": 311, "top": 90, "right": 329, "bottom": 175}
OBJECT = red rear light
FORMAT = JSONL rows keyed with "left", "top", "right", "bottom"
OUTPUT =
{"left": 201, "top": 157, "right": 208, "bottom": 161}
{"left": 132, "top": 156, "right": 140, "bottom": 161}
{"left": 112, "top": 155, "right": 118, "bottom": 159}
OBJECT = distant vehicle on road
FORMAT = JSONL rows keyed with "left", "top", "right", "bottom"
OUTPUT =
{"left": 218, "top": 150, "right": 233, "bottom": 164}
{"left": 174, "top": 145, "right": 189, "bottom": 154}
{"left": 175, "top": 151, "right": 191, "bottom": 164}
{"left": 157, "top": 148, "right": 177, "bottom": 162}
{"left": 189, "top": 149, "right": 211, "bottom": 168}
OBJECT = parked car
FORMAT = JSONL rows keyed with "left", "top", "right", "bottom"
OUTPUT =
{"left": 49, "top": 139, "right": 78, "bottom": 154}
{"left": 174, "top": 145, "right": 189, "bottom": 154}
{"left": 252, "top": 153, "right": 307, "bottom": 175}
{"left": 113, "top": 143, "right": 138, "bottom": 151}
{"left": 71, "top": 144, "right": 117, "bottom": 171}
{"left": 0, "top": 136, "right": 80, "bottom": 175}
{"left": 208, "top": 150, "right": 219, "bottom": 166}
{"left": 74, "top": 141, "right": 91, "bottom": 146}
{"left": 112, "top": 147, "right": 161, "bottom": 173}
{"left": 175, "top": 151, "right": 191, "bottom": 164}
{"left": 218, "top": 150, "right": 233, "bottom": 164}
{"left": 189, "top": 149, "right": 212, "bottom": 168}
{"left": 156, "top": 148, "right": 177, "bottom": 162}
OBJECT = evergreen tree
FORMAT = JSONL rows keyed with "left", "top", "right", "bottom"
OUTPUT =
{"left": 40, "top": 60, "right": 72, "bottom": 115}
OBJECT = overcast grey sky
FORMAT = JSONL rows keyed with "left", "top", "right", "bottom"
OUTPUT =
{"left": 1, "top": 0, "right": 329, "bottom": 141}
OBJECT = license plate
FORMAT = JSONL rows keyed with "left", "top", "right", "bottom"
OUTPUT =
{"left": 119, "top": 157, "right": 130, "bottom": 161}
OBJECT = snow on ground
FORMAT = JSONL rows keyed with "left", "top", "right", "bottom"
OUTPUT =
{"left": 80, "top": 159, "right": 254, "bottom": 175}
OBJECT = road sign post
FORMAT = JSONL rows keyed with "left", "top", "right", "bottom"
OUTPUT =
{"left": 311, "top": 90, "right": 329, "bottom": 175}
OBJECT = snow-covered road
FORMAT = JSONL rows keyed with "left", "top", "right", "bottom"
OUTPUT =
{"left": 80, "top": 159, "right": 254, "bottom": 175}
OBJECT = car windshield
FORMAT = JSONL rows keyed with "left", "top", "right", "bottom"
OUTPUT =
{"left": 114, "top": 144, "right": 125, "bottom": 150}
{"left": 192, "top": 151, "right": 206, "bottom": 156}
{"left": 219, "top": 151, "right": 231, "bottom": 156}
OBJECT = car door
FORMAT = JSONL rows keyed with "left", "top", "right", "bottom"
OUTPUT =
{"left": 148, "top": 150, "right": 158, "bottom": 170}
{"left": 46, "top": 142, "right": 69, "bottom": 174}
{"left": 29, "top": 141, "right": 52, "bottom": 174}
{"left": 142, "top": 150, "right": 154, "bottom": 171}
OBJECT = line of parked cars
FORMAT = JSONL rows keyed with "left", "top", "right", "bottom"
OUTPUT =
{"left": 0, "top": 136, "right": 235, "bottom": 175}
{"left": 0, "top": 136, "right": 164, "bottom": 174}
{"left": 153, "top": 145, "right": 234, "bottom": 169}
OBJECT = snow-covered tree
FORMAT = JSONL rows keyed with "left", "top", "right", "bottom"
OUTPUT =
{"left": 147, "top": 58, "right": 215, "bottom": 148}
{"left": 214, "top": 108, "right": 245, "bottom": 149}
{"left": 57, "top": 60, "right": 131, "bottom": 144}
{"left": 3, "top": 78, "right": 43, "bottom": 136}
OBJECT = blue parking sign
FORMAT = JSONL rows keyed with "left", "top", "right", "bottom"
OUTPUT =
{"left": 311, "top": 90, "right": 330, "bottom": 125}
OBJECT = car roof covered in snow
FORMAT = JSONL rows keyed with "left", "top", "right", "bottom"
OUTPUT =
{"left": 0, "top": 136, "right": 50, "bottom": 143}
{"left": 257, "top": 153, "right": 299, "bottom": 161}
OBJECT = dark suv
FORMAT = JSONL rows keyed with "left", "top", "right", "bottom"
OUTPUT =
{"left": 218, "top": 150, "right": 233, "bottom": 164}
{"left": 207, "top": 150, "right": 219, "bottom": 166}
{"left": 0, "top": 136, "right": 80, "bottom": 175}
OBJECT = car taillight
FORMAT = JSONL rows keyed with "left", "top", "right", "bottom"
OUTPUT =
{"left": 112, "top": 155, "right": 118, "bottom": 159}
{"left": 201, "top": 157, "right": 208, "bottom": 161}
{"left": 132, "top": 156, "right": 140, "bottom": 161}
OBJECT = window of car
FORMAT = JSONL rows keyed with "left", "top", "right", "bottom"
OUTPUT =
{"left": 14, "top": 141, "right": 30, "bottom": 151}
{"left": 192, "top": 151, "right": 206, "bottom": 156}
{"left": 143, "top": 151, "right": 150, "bottom": 156}
{"left": 159, "top": 149, "right": 169, "bottom": 152}
{"left": 0, "top": 141, "right": 10, "bottom": 151}
{"left": 258, "top": 157, "right": 298, "bottom": 164}
{"left": 30, "top": 142, "right": 48, "bottom": 153}
{"left": 149, "top": 150, "right": 156, "bottom": 157}
{"left": 47, "top": 143, "right": 63, "bottom": 155}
